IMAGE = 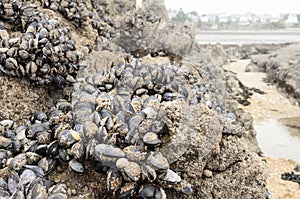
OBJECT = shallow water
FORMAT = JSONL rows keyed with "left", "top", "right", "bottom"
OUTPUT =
{"left": 255, "top": 118, "right": 300, "bottom": 163}
{"left": 197, "top": 30, "right": 300, "bottom": 44}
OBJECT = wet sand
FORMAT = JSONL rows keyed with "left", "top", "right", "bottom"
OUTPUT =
{"left": 264, "top": 157, "right": 300, "bottom": 199}
{"left": 223, "top": 59, "right": 300, "bottom": 124}
{"left": 223, "top": 59, "right": 300, "bottom": 199}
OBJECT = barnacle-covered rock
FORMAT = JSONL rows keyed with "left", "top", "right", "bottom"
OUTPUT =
{"left": 0, "top": 1, "right": 267, "bottom": 198}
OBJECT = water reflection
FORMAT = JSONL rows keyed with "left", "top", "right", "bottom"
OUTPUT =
{"left": 255, "top": 118, "right": 300, "bottom": 163}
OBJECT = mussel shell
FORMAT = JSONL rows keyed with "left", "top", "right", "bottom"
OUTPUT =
{"left": 9, "top": 153, "right": 27, "bottom": 171}
{"left": 8, "top": 171, "right": 20, "bottom": 195}
{"left": 26, "top": 123, "right": 50, "bottom": 138}
{"left": 57, "top": 130, "right": 77, "bottom": 147}
{"left": 48, "top": 183, "right": 67, "bottom": 195}
{"left": 10, "top": 190, "right": 25, "bottom": 199}
{"left": 15, "top": 125, "right": 28, "bottom": 140}
{"left": 150, "top": 121, "right": 168, "bottom": 135}
{"left": 58, "top": 149, "right": 71, "bottom": 162}
{"left": 147, "top": 152, "right": 169, "bottom": 170}
{"left": 24, "top": 165, "right": 44, "bottom": 178}
{"left": 161, "top": 169, "right": 182, "bottom": 183}
{"left": 38, "top": 157, "right": 56, "bottom": 174}
{"left": 25, "top": 152, "right": 41, "bottom": 165}
{"left": 94, "top": 144, "right": 125, "bottom": 159}
{"left": 20, "top": 169, "right": 37, "bottom": 185}
{"left": 115, "top": 158, "right": 129, "bottom": 170}
{"left": 0, "top": 189, "right": 10, "bottom": 198}
{"left": 0, "top": 120, "right": 14, "bottom": 130}
{"left": 32, "top": 144, "right": 48, "bottom": 156}
{"left": 143, "top": 132, "right": 161, "bottom": 145}
{"left": 68, "top": 159, "right": 84, "bottom": 173}
{"left": 139, "top": 186, "right": 164, "bottom": 199}
{"left": 32, "top": 112, "right": 47, "bottom": 123}
{"left": 30, "top": 182, "right": 48, "bottom": 199}
{"left": 47, "top": 141, "right": 59, "bottom": 157}
{"left": 0, "top": 177, "right": 7, "bottom": 189}
{"left": 141, "top": 165, "right": 157, "bottom": 182}
{"left": 71, "top": 141, "right": 85, "bottom": 160}
{"left": 124, "top": 161, "right": 141, "bottom": 182}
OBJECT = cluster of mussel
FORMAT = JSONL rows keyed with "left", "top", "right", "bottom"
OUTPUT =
{"left": 69, "top": 58, "right": 216, "bottom": 197}
{"left": 0, "top": 0, "right": 43, "bottom": 29}
{"left": 0, "top": 103, "right": 75, "bottom": 198}
{"left": 0, "top": 0, "right": 82, "bottom": 87}
{"left": 0, "top": 57, "right": 216, "bottom": 198}
{"left": 41, "top": 0, "right": 115, "bottom": 38}
{"left": 40, "top": 0, "right": 90, "bottom": 28}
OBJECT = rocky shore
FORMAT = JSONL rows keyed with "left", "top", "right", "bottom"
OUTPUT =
{"left": 0, "top": 0, "right": 278, "bottom": 198}
{"left": 246, "top": 43, "right": 300, "bottom": 105}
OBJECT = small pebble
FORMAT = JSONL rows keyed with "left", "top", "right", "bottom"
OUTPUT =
{"left": 203, "top": 169, "right": 213, "bottom": 178}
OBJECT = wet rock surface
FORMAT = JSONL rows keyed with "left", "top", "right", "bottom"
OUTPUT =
{"left": 247, "top": 43, "right": 300, "bottom": 104}
{"left": 0, "top": 0, "right": 266, "bottom": 198}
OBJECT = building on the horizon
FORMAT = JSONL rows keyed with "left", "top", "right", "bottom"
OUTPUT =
{"left": 168, "top": 8, "right": 300, "bottom": 29}
{"left": 286, "top": 14, "right": 299, "bottom": 24}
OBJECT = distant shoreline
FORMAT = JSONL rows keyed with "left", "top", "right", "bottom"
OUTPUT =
{"left": 196, "top": 29, "right": 300, "bottom": 44}
{"left": 196, "top": 29, "right": 300, "bottom": 34}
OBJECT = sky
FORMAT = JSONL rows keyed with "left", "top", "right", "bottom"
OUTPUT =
{"left": 164, "top": 0, "right": 300, "bottom": 15}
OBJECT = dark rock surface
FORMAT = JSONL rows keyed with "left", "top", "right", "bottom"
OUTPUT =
{"left": 282, "top": 165, "right": 300, "bottom": 185}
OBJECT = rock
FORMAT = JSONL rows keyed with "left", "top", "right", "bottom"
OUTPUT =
{"left": 186, "top": 43, "right": 262, "bottom": 154}
{"left": 207, "top": 153, "right": 266, "bottom": 198}
{"left": 248, "top": 43, "right": 300, "bottom": 104}
{"left": 162, "top": 169, "right": 182, "bottom": 183}
{"left": 203, "top": 169, "right": 213, "bottom": 178}
{"left": 114, "top": 0, "right": 195, "bottom": 57}
{"left": 165, "top": 106, "right": 266, "bottom": 198}
{"left": 0, "top": 0, "right": 267, "bottom": 198}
